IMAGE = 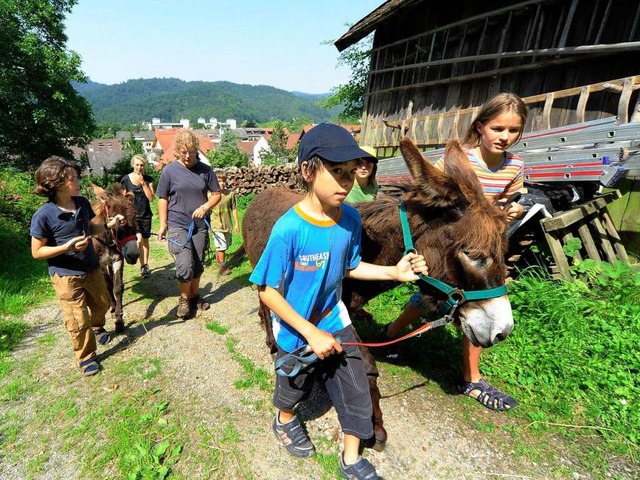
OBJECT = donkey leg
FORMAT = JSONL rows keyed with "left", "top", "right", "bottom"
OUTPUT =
{"left": 258, "top": 299, "right": 277, "bottom": 354}
{"left": 356, "top": 337, "right": 387, "bottom": 451}
{"left": 111, "top": 259, "right": 126, "bottom": 333}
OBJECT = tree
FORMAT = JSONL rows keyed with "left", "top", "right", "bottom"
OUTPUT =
{"left": 206, "top": 130, "right": 248, "bottom": 168}
{"left": 322, "top": 33, "right": 373, "bottom": 123}
{"left": 260, "top": 121, "right": 291, "bottom": 166}
{"left": 0, "top": 0, "right": 96, "bottom": 170}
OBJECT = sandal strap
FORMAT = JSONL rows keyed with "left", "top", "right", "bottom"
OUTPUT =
{"left": 459, "top": 379, "right": 517, "bottom": 411}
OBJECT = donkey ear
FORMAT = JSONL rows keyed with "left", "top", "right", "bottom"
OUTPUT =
{"left": 400, "top": 137, "right": 465, "bottom": 208}
{"left": 440, "top": 141, "right": 487, "bottom": 203}
{"left": 90, "top": 182, "right": 108, "bottom": 200}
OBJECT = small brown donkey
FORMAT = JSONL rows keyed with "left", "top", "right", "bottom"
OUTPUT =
{"left": 90, "top": 183, "right": 139, "bottom": 333}
{"left": 242, "top": 137, "right": 514, "bottom": 450}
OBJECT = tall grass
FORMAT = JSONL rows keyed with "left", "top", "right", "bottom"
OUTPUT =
{"left": 487, "top": 263, "right": 640, "bottom": 455}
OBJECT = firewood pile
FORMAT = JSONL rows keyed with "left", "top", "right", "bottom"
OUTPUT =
{"left": 216, "top": 164, "right": 301, "bottom": 195}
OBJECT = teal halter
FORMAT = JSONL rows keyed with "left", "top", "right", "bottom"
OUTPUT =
{"left": 398, "top": 201, "right": 508, "bottom": 314}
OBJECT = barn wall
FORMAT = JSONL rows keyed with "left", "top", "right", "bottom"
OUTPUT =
{"left": 361, "top": 0, "right": 640, "bottom": 148}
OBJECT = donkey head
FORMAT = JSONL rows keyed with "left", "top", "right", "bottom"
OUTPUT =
{"left": 91, "top": 183, "right": 140, "bottom": 265}
{"left": 399, "top": 137, "right": 514, "bottom": 347}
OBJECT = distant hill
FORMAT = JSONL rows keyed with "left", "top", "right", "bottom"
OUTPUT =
{"left": 73, "top": 78, "right": 341, "bottom": 125}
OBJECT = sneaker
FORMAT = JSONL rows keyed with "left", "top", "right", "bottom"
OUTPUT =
{"left": 177, "top": 296, "right": 191, "bottom": 319}
{"left": 189, "top": 294, "right": 210, "bottom": 313}
{"left": 141, "top": 264, "right": 151, "bottom": 278}
{"left": 340, "top": 454, "right": 380, "bottom": 480}
{"left": 272, "top": 414, "right": 315, "bottom": 458}
{"left": 93, "top": 327, "right": 111, "bottom": 346}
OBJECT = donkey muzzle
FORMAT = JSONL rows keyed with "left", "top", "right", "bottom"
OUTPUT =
{"left": 121, "top": 240, "right": 140, "bottom": 265}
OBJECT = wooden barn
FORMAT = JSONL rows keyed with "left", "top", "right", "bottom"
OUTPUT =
{"left": 335, "top": 0, "right": 640, "bottom": 155}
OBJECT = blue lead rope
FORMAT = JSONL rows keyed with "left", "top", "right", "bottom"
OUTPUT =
{"left": 168, "top": 218, "right": 211, "bottom": 248}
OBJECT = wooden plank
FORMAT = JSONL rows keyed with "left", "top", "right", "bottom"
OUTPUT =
{"left": 601, "top": 211, "right": 630, "bottom": 263}
{"left": 617, "top": 77, "right": 634, "bottom": 123}
{"left": 543, "top": 229, "right": 572, "bottom": 280}
{"left": 577, "top": 223, "right": 602, "bottom": 261}
{"left": 573, "top": 85, "right": 590, "bottom": 124}
{"left": 591, "top": 216, "right": 618, "bottom": 263}
{"left": 542, "top": 93, "right": 555, "bottom": 130}
{"left": 539, "top": 192, "right": 621, "bottom": 232}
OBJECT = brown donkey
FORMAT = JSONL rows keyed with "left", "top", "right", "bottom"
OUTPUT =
{"left": 90, "top": 183, "right": 140, "bottom": 333}
{"left": 242, "top": 137, "right": 514, "bottom": 450}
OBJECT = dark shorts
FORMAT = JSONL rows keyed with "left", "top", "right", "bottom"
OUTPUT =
{"left": 136, "top": 217, "right": 152, "bottom": 239}
{"left": 273, "top": 325, "right": 373, "bottom": 440}
{"left": 167, "top": 225, "right": 209, "bottom": 282}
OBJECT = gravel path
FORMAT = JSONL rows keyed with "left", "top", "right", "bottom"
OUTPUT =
{"left": 1, "top": 254, "right": 637, "bottom": 480}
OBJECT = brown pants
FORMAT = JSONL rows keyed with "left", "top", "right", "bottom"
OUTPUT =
{"left": 51, "top": 269, "right": 109, "bottom": 363}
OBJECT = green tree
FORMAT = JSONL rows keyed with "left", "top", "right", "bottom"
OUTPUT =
{"left": 206, "top": 130, "right": 248, "bottom": 168}
{"left": 260, "top": 122, "right": 291, "bottom": 166}
{"left": 322, "top": 33, "right": 373, "bottom": 122}
{"left": 0, "top": 0, "right": 96, "bottom": 170}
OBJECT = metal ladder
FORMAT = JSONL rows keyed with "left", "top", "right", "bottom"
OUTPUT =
{"left": 376, "top": 117, "right": 640, "bottom": 188}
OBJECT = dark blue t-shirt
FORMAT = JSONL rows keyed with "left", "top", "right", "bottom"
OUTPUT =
{"left": 155, "top": 160, "right": 220, "bottom": 228}
{"left": 30, "top": 196, "right": 100, "bottom": 276}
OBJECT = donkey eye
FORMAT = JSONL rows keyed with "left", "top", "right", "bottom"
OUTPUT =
{"left": 462, "top": 250, "right": 487, "bottom": 267}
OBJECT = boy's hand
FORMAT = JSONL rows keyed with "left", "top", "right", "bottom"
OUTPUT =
{"left": 306, "top": 328, "right": 343, "bottom": 360}
{"left": 396, "top": 252, "right": 428, "bottom": 282}
{"left": 106, "top": 214, "right": 125, "bottom": 229}
{"left": 67, "top": 234, "right": 89, "bottom": 252}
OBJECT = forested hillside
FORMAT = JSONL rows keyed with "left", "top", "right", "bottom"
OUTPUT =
{"left": 75, "top": 78, "right": 340, "bottom": 125}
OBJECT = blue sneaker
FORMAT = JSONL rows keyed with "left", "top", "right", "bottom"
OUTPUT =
{"left": 272, "top": 414, "right": 315, "bottom": 458}
{"left": 340, "top": 454, "right": 380, "bottom": 479}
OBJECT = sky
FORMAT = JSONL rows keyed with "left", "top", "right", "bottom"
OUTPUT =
{"left": 64, "top": 0, "right": 385, "bottom": 94}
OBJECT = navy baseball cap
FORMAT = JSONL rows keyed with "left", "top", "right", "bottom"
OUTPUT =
{"left": 297, "top": 123, "right": 377, "bottom": 165}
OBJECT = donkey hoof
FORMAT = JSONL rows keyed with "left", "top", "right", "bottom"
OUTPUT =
{"left": 373, "top": 424, "right": 387, "bottom": 452}
{"left": 115, "top": 321, "right": 125, "bottom": 334}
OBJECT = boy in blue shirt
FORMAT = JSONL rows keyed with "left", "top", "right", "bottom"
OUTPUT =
{"left": 250, "top": 124, "right": 428, "bottom": 480}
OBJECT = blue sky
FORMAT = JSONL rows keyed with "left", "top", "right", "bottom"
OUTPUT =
{"left": 64, "top": 0, "right": 384, "bottom": 94}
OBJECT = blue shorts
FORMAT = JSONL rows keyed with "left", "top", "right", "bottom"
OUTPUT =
{"left": 273, "top": 325, "right": 373, "bottom": 440}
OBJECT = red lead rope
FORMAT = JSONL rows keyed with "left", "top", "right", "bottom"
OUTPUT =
{"left": 341, "top": 314, "right": 454, "bottom": 348}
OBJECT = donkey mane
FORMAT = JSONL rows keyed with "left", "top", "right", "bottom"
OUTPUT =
{"left": 90, "top": 183, "right": 136, "bottom": 224}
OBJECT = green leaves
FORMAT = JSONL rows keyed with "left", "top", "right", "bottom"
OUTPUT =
{"left": 0, "top": 0, "right": 95, "bottom": 169}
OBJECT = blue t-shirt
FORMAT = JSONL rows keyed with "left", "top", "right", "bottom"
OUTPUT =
{"left": 29, "top": 196, "right": 100, "bottom": 276}
{"left": 249, "top": 203, "right": 362, "bottom": 352}
{"left": 155, "top": 161, "right": 220, "bottom": 228}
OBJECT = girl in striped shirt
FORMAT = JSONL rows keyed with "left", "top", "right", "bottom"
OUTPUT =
{"left": 383, "top": 92, "right": 527, "bottom": 411}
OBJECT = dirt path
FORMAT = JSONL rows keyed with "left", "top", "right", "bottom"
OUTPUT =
{"left": 1, "top": 251, "right": 636, "bottom": 480}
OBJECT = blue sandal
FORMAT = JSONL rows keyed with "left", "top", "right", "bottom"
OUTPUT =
{"left": 93, "top": 328, "right": 111, "bottom": 346}
{"left": 79, "top": 358, "right": 100, "bottom": 376}
{"left": 459, "top": 378, "right": 517, "bottom": 411}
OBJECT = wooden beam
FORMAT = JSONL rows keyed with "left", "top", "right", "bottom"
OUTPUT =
{"left": 540, "top": 192, "right": 621, "bottom": 232}
{"left": 577, "top": 223, "right": 602, "bottom": 261}
{"left": 367, "top": 41, "right": 640, "bottom": 78}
